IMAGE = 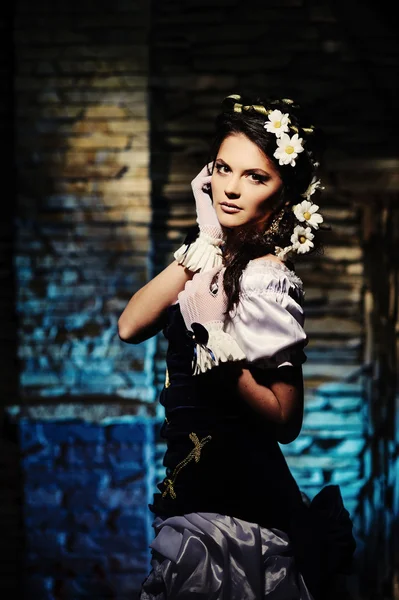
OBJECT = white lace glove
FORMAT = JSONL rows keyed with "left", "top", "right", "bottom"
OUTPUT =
{"left": 174, "top": 163, "right": 225, "bottom": 273}
{"left": 177, "top": 265, "right": 246, "bottom": 375}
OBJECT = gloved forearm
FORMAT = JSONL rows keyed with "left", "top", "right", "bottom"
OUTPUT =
{"left": 174, "top": 163, "right": 225, "bottom": 273}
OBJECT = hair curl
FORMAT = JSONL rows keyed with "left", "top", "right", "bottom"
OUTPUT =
{"left": 204, "top": 93, "right": 327, "bottom": 316}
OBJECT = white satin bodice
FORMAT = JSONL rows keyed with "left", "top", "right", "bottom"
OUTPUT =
{"left": 224, "top": 259, "right": 308, "bottom": 369}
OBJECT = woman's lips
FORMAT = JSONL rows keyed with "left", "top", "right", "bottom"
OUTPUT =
{"left": 220, "top": 203, "right": 242, "bottom": 214}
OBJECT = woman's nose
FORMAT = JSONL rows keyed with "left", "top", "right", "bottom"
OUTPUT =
{"left": 224, "top": 175, "right": 241, "bottom": 197}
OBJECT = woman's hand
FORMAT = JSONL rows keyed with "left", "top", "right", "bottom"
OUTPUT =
{"left": 177, "top": 265, "right": 246, "bottom": 374}
{"left": 173, "top": 163, "right": 225, "bottom": 273}
{"left": 191, "top": 162, "right": 224, "bottom": 241}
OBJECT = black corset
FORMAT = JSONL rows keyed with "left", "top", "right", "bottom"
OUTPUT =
{"left": 150, "top": 302, "right": 304, "bottom": 532}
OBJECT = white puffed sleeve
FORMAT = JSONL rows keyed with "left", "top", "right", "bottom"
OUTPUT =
{"left": 223, "top": 262, "right": 308, "bottom": 369}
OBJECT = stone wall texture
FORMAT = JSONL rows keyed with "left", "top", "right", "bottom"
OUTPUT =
{"left": 19, "top": 415, "right": 154, "bottom": 599}
{"left": 2, "top": 0, "right": 398, "bottom": 598}
{"left": 14, "top": 0, "right": 152, "bottom": 402}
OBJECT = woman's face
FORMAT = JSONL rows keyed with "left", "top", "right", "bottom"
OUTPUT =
{"left": 211, "top": 133, "right": 284, "bottom": 231}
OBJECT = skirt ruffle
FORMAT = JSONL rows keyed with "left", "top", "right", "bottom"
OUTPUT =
{"left": 139, "top": 512, "right": 314, "bottom": 600}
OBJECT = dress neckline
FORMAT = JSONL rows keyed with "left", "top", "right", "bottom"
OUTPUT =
{"left": 246, "top": 257, "right": 304, "bottom": 288}
{"left": 247, "top": 257, "right": 292, "bottom": 273}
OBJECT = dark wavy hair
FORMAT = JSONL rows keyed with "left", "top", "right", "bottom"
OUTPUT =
{"left": 205, "top": 93, "right": 327, "bottom": 316}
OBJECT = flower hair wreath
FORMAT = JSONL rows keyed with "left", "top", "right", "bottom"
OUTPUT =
{"left": 226, "top": 94, "right": 325, "bottom": 261}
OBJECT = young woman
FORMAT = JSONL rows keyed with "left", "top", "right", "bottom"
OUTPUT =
{"left": 119, "top": 94, "right": 356, "bottom": 600}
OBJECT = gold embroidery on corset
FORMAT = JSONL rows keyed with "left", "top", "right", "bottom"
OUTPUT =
{"left": 165, "top": 367, "right": 170, "bottom": 388}
{"left": 162, "top": 432, "right": 212, "bottom": 499}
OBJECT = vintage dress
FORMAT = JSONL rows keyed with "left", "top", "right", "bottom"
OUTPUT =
{"left": 139, "top": 258, "right": 356, "bottom": 600}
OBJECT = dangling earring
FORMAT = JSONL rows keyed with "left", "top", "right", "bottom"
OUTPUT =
{"left": 264, "top": 207, "right": 285, "bottom": 236}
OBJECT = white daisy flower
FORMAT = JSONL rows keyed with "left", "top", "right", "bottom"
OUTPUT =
{"left": 301, "top": 176, "right": 322, "bottom": 200}
{"left": 264, "top": 110, "right": 290, "bottom": 138}
{"left": 274, "top": 133, "right": 304, "bottom": 167}
{"left": 290, "top": 225, "right": 314, "bottom": 254}
{"left": 293, "top": 200, "right": 324, "bottom": 230}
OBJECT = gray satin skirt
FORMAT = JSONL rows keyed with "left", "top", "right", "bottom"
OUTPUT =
{"left": 139, "top": 512, "right": 314, "bottom": 600}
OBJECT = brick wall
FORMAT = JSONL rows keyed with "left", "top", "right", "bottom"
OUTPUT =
{"left": 16, "top": 411, "right": 154, "bottom": 599}
{"left": 14, "top": 0, "right": 152, "bottom": 401}
{"left": 8, "top": 1, "right": 154, "bottom": 596}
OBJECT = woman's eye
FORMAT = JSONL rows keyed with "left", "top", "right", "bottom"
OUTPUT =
{"left": 249, "top": 174, "right": 266, "bottom": 184}
{"left": 215, "top": 165, "right": 266, "bottom": 184}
